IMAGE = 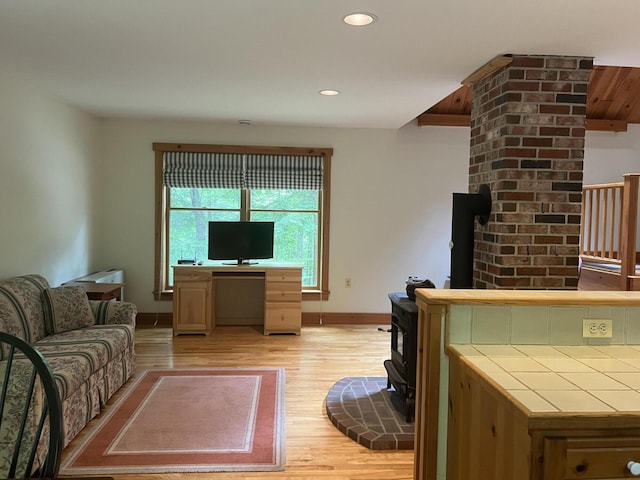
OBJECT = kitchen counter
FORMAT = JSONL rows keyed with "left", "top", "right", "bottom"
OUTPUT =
{"left": 412, "top": 288, "right": 640, "bottom": 480}
{"left": 414, "top": 288, "right": 640, "bottom": 306}
{"left": 448, "top": 343, "right": 640, "bottom": 414}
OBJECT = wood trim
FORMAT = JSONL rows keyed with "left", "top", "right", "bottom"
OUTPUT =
{"left": 413, "top": 302, "right": 444, "bottom": 480}
{"left": 461, "top": 55, "right": 513, "bottom": 86}
{"left": 153, "top": 150, "right": 165, "bottom": 301}
{"left": 415, "top": 288, "right": 640, "bottom": 306}
{"left": 152, "top": 142, "right": 333, "bottom": 158}
{"left": 302, "top": 290, "right": 329, "bottom": 301}
{"left": 584, "top": 118, "right": 628, "bottom": 132}
{"left": 418, "top": 114, "right": 631, "bottom": 131}
{"left": 137, "top": 311, "right": 388, "bottom": 328}
{"left": 301, "top": 312, "right": 389, "bottom": 325}
{"left": 620, "top": 174, "right": 640, "bottom": 290}
{"left": 153, "top": 142, "right": 333, "bottom": 298}
{"left": 136, "top": 312, "right": 173, "bottom": 327}
{"left": 320, "top": 154, "right": 331, "bottom": 298}
{"left": 417, "top": 113, "right": 470, "bottom": 127}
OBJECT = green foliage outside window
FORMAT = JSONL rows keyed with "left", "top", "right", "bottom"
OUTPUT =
{"left": 168, "top": 188, "right": 319, "bottom": 287}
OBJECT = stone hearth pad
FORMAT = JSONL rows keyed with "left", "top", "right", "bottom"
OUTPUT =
{"left": 325, "top": 376, "right": 414, "bottom": 450}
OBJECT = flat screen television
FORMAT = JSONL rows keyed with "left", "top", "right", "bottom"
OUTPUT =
{"left": 208, "top": 221, "right": 274, "bottom": 265}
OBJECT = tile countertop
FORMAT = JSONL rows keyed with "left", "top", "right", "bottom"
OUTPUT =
{"left": 448, "top": 344, "right": 640, "bottom": 414}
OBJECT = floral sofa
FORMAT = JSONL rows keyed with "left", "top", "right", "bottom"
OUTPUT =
{"left": 0, "top": 274, "right": 136, "bottom": 452}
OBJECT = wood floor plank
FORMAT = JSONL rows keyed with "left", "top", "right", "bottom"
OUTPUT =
{"left": 61, "top": 324, "right": 414, "bottom": 480}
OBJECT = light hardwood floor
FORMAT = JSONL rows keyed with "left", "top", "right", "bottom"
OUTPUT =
{"left": 61, "top": 324, "right": 414, "bottom": 480}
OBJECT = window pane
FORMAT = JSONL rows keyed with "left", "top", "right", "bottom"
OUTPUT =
{"left": 168, "top": 209, "right": 240, "bottom": 285}
{"left": 170, "top": 188, "right": 241, "bottom": 209}
{"left": 252, "top": 211, "right": 318, "bottom": 287}
{"left": 251, "top": 189, "right": 318, "bottom": 211}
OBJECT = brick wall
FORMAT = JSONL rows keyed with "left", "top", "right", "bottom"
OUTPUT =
{"left": 469, "top": 55, "right": 593, "bottom": 289}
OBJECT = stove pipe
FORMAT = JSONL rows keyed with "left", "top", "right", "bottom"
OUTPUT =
{"left": 449, "top": 184, "right": 491, "bottom": 289}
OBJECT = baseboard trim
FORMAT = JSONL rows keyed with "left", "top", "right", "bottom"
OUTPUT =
{"left": 302, "top": 312, "right": 390, "bottom": 325}
{"left": 136, "top": 312, "right": 173, "bottom": 327}
{"left": 135, "top": 312, "right": 389, "bottom": 327}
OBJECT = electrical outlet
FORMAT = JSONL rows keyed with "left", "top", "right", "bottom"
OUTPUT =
{"left": 345, "top": 278, "right": 351, "bottom": 288}
{"left": 582, "top": 319, "right": 613, "bottom": 338}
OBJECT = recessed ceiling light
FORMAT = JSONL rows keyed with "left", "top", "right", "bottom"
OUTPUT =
{"left": 343, "top": 12, "right": 377, "bottom": 26}
{"left": 319, "top": 89, "right": 340, "bottom": 96}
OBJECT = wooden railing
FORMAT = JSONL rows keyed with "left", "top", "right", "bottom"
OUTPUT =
{"left": 580, "top": 173, "right": 640, "bottom": 290}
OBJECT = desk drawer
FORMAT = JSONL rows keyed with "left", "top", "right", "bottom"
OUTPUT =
{"left": 266, "top": 269, "right": 301, "bottom": 283}
{"left": 174, "top": 270, "right": 211, "bottom": 283}
{"left": 264, "top": 302, "right": 301, "bottom": 334}
{"left": 266, "top": 281, "right": 301, "bottom": 302}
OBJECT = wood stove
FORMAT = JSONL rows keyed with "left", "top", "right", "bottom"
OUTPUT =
{"left": 384, "top": 292, "right": 418, "bottom": 422}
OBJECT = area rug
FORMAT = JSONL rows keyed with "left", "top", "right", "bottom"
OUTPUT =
{"left": 60, "top": 368, "right": 286, "bottom": 474}
{"left": 325, "top": 377, "right": 414, "bottom": 450}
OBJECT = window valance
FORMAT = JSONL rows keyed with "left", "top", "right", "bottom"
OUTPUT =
{"left": 163, "top": 151, "right": 323, "bottom": 190}
{"left": 162, "top": 152, "right": 244, "bottom": 188}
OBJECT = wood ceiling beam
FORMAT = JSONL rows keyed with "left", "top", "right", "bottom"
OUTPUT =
{"left": 584, "top": 119, "right": 628, "bottom": 132}
{"left": 417, "top": 113, "right": 470, "bottom": 127}
{"left": 418, "top": 114, "right": 629, "bottom": 132}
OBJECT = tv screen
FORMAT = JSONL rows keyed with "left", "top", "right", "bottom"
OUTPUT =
{"left": 208, "top": 221, "right": 274, "bottom": 265}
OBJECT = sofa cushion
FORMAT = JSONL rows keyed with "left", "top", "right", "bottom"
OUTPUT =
{"left": 0, "top": 275, "right": 50, "bottom": 346}
{"left": 34, "top": 324, "right": 135, "bottom": 401}
{"left": 42, "top": 286, "right": 95, "bottom": 335}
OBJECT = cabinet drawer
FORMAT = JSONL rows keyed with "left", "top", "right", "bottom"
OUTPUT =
{"left": 266, "top": 281, "right": 301, "bottom": 302}
{"left": 546, "top": 436, "right": 640, "bottom": 479}
{"left": 264, "top": 302, "right": 301, "bottom": 335}
{"left": 266, "top": 269, "right": 301, "bottom": 283}
{"left": 174, "top": 269, "right": 211, "bottom": 283}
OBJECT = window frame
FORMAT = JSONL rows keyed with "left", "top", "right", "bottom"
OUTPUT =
{"left": 153, "top": 143, "right": 332, "bottom": 302}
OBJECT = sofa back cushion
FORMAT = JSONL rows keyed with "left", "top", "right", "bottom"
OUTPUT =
{"left": 0, "top": 275, "right": 50, "bottom": 345}
{"left": 42, "top": 286, "right": 95, "bottom": 335}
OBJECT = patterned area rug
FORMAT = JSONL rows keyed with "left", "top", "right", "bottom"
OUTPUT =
{"left": 60, "top": 368, "right": 286, "bottom": 474}
{"left": 325, "top": 376, "right": 414, "bottom": 450}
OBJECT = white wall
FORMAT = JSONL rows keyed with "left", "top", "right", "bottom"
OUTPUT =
{"left": 584, "top": 125, "right": 640, "bottom": 248}
{"left": 98, "top": 119, "right": 471, "bottom": 313}
{"left": 96, "top": 120, "right": 637, "bottom": 314}
{"left": 0, "top": 70, "right": 100, "bottom": 287}
{"left": 2, "top": 69, "right": 638, "bottom": 315}
{"left": 584, "top": 124, "right": 640, "bottom": 184}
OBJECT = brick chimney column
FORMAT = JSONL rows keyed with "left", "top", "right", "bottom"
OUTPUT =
{"left": 469, "top": 55, "right": 593, "bottom": 289}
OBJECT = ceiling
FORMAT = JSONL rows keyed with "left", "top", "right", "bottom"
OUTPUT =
{"left": 2, "top": 0, "right": 640, "bottom": 129}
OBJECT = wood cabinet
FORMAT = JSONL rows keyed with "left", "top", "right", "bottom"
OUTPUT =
{"left": 173, "top": 263, "right": 302, "bottom": 336}
{"left": 173, "top": 269, "right": 211, "bottom": 335}
{"left": 264, "top": 268, "right": 302, "bottom": 335}
{"left": 446, "top": 351, "right": 640, "bottom": 480}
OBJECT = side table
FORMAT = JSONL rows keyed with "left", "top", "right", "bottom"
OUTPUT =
{"left": 63, "top": 282, "right": 124, "bottom": 301}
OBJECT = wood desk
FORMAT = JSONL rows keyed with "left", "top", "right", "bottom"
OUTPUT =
{"left": 63, "top": 282, "right": 124, "bottom": 301}
{"left": 172, "top": 262, "right": 302, "bottom": 336}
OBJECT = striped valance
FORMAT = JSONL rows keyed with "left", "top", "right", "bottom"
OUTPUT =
{"left": 162, "top": 152, "right": 323, "bottom": 190}
{"left": 162, "top": 152, "right": 244, "bottom": 188}
{"left": 246, "top": 155, "right": 323, "bottom": 190}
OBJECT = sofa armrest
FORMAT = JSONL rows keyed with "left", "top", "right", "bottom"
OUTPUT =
{"left": 89, "top": 300, "right": 137, "bottom": 327}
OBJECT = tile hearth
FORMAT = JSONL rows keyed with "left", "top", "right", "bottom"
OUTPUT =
{"left": 325, "top": 376, "right": 414, "bottom": 450}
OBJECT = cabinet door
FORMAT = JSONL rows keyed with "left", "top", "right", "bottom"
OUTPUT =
{"left": 173, "top": 281, "right": 210, "bottom": 335}
{"left": 543, "top": 436, "right": 640, "bottom": 479}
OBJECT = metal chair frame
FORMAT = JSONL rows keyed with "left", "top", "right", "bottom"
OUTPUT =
{"left": 0, "top": 331, "right": 63, "bottom": 478}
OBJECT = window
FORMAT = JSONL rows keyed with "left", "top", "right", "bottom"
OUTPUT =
{"left": 153, "top": 143, "right": 332, "bottom": 301}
